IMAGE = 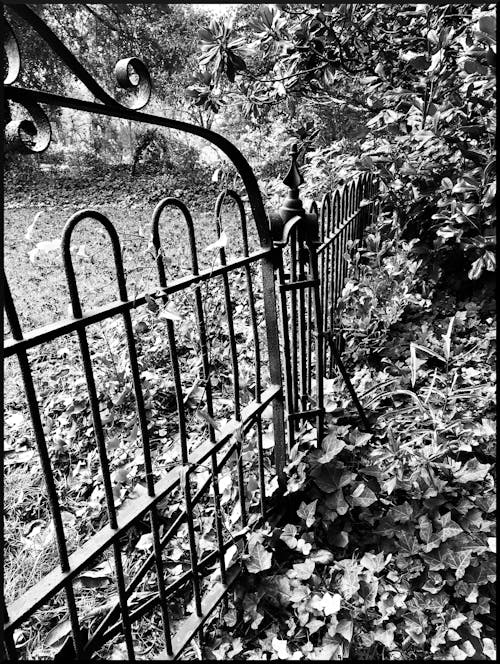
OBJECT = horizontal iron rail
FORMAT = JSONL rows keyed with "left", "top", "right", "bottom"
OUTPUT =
{"left": 316, "top": 202, "right": 374, "bottom": 255}
{"left": 288, "top": 408, "right": 323, "bottom": 420}
{"left": 4, "top": 248, "right": 272, "bottom": 357}
{"left": 161, "top": 566, "right": 241, "bottom": 661}
{"left": 100, "top": 536, "right": 247, "bottom": 654}
{"left": 83, "top": 433, "right": 245, "bottom": 654}
{"left": 280, "top": 279, "right": 320, "bottom": 292}
{"left": 4, "top": 385, "right": 280, "bottom": 633}
{"left": 5, "top": 85, "right": 272, "bottom": 247}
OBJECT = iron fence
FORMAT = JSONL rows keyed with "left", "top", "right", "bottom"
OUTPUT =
{"left": 2, "top": 5, "right": 377, "bottom": 660}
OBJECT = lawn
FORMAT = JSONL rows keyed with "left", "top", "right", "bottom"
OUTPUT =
{"left": 3, "top": 198, "right": 274, "bottom": 658}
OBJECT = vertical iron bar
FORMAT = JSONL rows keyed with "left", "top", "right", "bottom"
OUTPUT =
{"left": 298, "top": 242, "right": 307, "bottom": 412}
{"left": 214, "top": 201, "right": 247, "bottom": 528}
{"left": 306, "top": 247, "right": 324, "bottom": 445}
{"left": 277, "top": 253, "right": 295, "bottom": 453}
{"left": 217, "top": 191, "right": 267, "bottom": 514}
{"left": 152, "top": 198, "right": 227, "bottom": 588}
{"left": 290, "top": 231, "right": 299, "bottom": 423}
{"left": 182, "top": 468, "right": 203, "bottom": 618}
{"left": 260, "top": 250, "right": 286, "bottom": 482}
{"left": 3, "top": 276, "right": 83, "bottom": 660}
{"left": 63, "top": 212, "right": 141, "bottom": 661}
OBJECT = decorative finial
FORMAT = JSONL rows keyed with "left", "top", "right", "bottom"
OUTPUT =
{"left": 279, "top": 143, "right": 305, "bottom": 222}
{"left": 283, "top": 143, "right": 304, "bottom": 190}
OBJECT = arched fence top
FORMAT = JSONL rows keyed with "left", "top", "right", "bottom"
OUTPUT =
{"left": 151, "top": 197, "right": 198, "bottom": 285}
{"left": 5, "top": 4, "right": 272, "bottom": 247}
{"left": 62, "top": 210, "right": 127, "bottom": 319}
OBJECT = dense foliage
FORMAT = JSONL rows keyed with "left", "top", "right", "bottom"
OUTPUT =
{"left": 190, "top": 3, "right": 496, "bottom": 283}
{"left": 4, "top": 3, "right": 496, "bottom": 660}
{"left": 207, "top": 223, "right": 496, "bottom": 661}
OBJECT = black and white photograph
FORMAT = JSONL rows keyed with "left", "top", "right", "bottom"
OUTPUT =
{"left": 2, "top": 2, "right": 496, "bottom": 660}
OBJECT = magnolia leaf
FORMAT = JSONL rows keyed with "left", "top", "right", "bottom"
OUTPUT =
{"left": 204, "top": 231, "right": 228, "bottom": 252}
{"left": 331, "top": 530, "right": 349, "bottom": 548}
{"left": 159, "top": 305, "right": 183, "bottom": 322}
{"left": 297, "top": 499, "right": 317, "bottom": 527}
{"left": 136, "top": 533, "right": 154, "bottom": 551}
{"left": 196, "top": 409, "right": 220, "bottom": 431}
{"left": 245, "top": 542, "right": 272, "bottom": 574}
{"left": 144, "top": 293, "right": 159, "bottom": 313}
{"left": 454, "top": 459, "right": 491, "bottom": 483}
{"left": 45, "top": 619, "right": 73, "bottom": 647}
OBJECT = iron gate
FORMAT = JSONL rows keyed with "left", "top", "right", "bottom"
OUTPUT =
{"left": 2, "top": 6, "right": 377, "bottom": 660}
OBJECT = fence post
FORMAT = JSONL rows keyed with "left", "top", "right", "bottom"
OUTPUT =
{"left": 269, "top": 144, "right": 325, "bottom": 448}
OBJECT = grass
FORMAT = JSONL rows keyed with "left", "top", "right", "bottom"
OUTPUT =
{"left": 3, "top": 199, "right": 269, "bottom": 658}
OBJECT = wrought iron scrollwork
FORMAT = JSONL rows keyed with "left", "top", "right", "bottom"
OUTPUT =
{"left": 3, "top": 20, "right": 21, "bottom": 85}
{"left": 114, "top": 57, "right": 151, "bottom": 110}
{"left": 4, "top": 5, "right": 152, "bottom": 153}
{"left": 4, "top": 100, "right": 52, "bottom": 154}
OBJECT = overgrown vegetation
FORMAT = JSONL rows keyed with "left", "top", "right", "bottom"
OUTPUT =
{"left": 3, "top": 2, "right": 496, "bottom": 661}
{"left": 204, "top": 211, "right": 495, "bottom": 660}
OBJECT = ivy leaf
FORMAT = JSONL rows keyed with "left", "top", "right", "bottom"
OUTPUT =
{"left": 292, "top": 559, "right": 315, "bottom": 580}
{"left": 373, "top": 622, "right": 396, "bottom": 648}
{"left": 245, "top": 542, "right": 272, "bottom": 574}
{"left": 442, "top": 548, "right": 472, "bottom": 579}
{"left": 336, "top": 619, "right": 353, "bottom": 642}
{"left": 390, "top": 501, "right": 413, "bottom": 523}
{"left": 280, "top": 524, "right": 298, "bottom": 549}
{"left": 349, "top": 483, "right": 377, "bottom": 508}
{"left": 310, "top": 643, "right": 341, "bottom": 659}
{"left": 306, "top": 618, "right": 324, "bottom": 635}
{"left": 454, "top": 459, "right": 491, "bottom": 483}
{"left": 312, "top": 464, "right": 355, "bottom": 493}
{"left": 338, "top": 561, "right": 361, "bottom": 599}
{"left": 348, "top": 428, "right": 372, "bottom": 447}
{"left": 320, "top": 591, "right": 342, "bottom": 615}
{"left": 297, "top": 499, "right": 317, "bottom": 527}
{"left": 318, "top": 433, "right": 346, "bottom": 462}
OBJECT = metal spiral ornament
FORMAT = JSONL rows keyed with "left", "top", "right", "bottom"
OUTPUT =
{"left": 3, "top": 20, "right": 51, "bottom": 154}
{"left": 114, "top": 57, "right": 151, "bottom": 110}
{"left": 3, "top": 20, "right": 21, "bottom": 85}
{"left": 4, "top": 102, "right": 52, "bottom": 153}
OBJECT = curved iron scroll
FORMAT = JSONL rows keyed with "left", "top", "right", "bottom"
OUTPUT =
{"left": 4, "top": 4, "right": 272, "bottom": 246}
